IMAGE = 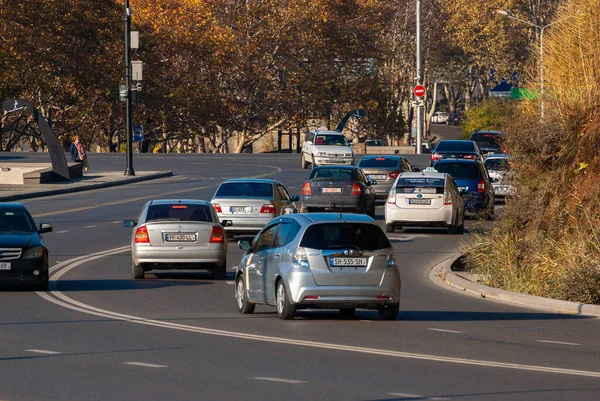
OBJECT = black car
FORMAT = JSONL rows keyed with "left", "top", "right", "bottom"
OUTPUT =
{"left": 430, "top": 140, "right": 483, "bottom": 166}
{"left": 0, "top": 203, "right": 52, "bottom": 290}
{"left": 468, "top": 131, "right": 505, "bottom": 156}
{"left": 300, "top": 166, "right": 377, "bottom": 217}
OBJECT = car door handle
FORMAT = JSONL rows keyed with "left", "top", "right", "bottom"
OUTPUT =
{"left": 275, "top": 253, "right": 281, "bottom": 258}
{"left": 258, "top": 258, "right": 264, "bottom": 262}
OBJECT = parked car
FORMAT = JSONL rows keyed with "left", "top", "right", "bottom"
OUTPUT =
{"left": 301, "top": 129, "right": 355, "bottom": 169}
{"left": 469, "top": 130, "right": 505, "bottom": 156}
{"left": 433, "top": 159, "right": 495, "bottom": 219}
{"left": 211, "top": 179, "right": 299, "bottom": 238}
{"left": 300, "top": 166, "right": 376, "bottom": 217}
{"left": 234, "top": 213, "right": 401, "bottom": 320}
{"left": 357, "top": 155, "right": 418, "bottom": 199}
{"left": 0, "top": 203, "right": 52, "bottom": 291}
{"left": 431, "top": 111, "right": 450, "bottom": 124}
{"left": 364, "top": 139, "right": 385, "bottom": 147}
{"left": 430, "top": 140, "right": 483, "bottom": 166}
{"left": 124, "top": 199, "right": 227, "bottom": 279}
{"left": 384, "top": 171, "right": 464, "bottom": 233}
{"left": 446, "top": 112, "right": 465, "bottom": 126}
{"left": 484, "top": 154, "right": 515, "bottom": 198}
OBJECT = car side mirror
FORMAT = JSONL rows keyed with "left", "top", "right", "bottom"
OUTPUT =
{"left": 291, "top": 195, "right": 300, "bottom": 202}
{"left": 238, "top": 240, "right": 251, "bottom": 251}
{"left": 123, "top": 220, "right": 137, "bottom": 227}
{"left": 39, "top": 223, "right": 52, "bottom": 234}
{"left": 412, "top": 167, "right": 421, "bottom": 172}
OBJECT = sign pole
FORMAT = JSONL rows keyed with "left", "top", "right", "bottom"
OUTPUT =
{"left": 415, "top": 0, "right": 423, "bottom": 155}
{"left": 124, "top": 0, "right": 135, "bottom": 175}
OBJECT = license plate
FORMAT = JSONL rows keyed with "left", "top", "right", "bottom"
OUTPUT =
{"left": 164, "top": 233, "right": 196, "bottom": 242}
{"left": 495, "top": 186, "right": 508, "bottom": 193}
{"left": 321, "top": 188, "right": 342, "bottom": 193}
{"left": 408, "top": 198, "right": 431, "bottom": 205}
{"left": 329, "top": 257, "right": 367, "bottom": 267}
{"left": 368, "top": 174, "right": 386, "bottom": 180}
{"left": 230, "top": 206, "right": 253, "bottom": 214}
{"left": 458, "top": 187, "right": 467, "bottom": 192}
{"left": 0, "top": 262, "right": 10, "bottom": 271}
{"left": 329, "top": 158, "right": 343, "bottom": 162}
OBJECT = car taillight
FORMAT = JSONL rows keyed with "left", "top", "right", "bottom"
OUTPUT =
{"left": 351, "top": 183, "right": 362, "bottom": 195}
{"left": 212, "top": 203, "right": 222, "bottom": 213}
{"left": 292, "top": 248, "right": 310, "bottom": 269}
{"left": 134, "top": 225, "right": 149, "bottom": 243}
{"left": 431, "top": 153, "right": 443, "bottom": 162}
{"left": 444, "top": 191, "right": 452, "bottom": 205}
{"left": 387, "top": 187, "right": 396, "bottom": 204}
{"left": 260, "top": 204, "right": 276, "bottom": 214}
{"left": 463, "top": 154, "right": 476, "bottom": 160}
{"left": 301, "top": 182, "right": 312, "bottom": 195}
{"left": 477, "top": 180, "right": 485, "bottom": 193}
{"left": 503, "top": 146, "right": 509, "bottom": 154}
{"left": 209, "top": 225, "right": 224, "bottom": 243}
{"left": 388, "top": 171, "right": 399, "bottom": 179}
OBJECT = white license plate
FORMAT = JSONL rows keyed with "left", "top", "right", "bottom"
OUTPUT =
{"left": 231, "top": 206, "right": 253, "bottom": 214}
{"left": 408, "top": 198, "right": 431, "bottom": 205}
{"left": 368, "top": 175, "right": 387, "bottom": 180}
{"left": 0, "top": 262, "right": 11, "bottom": 271}
{"left": 321, "top": 188, "right": 342, "bottom": 194}
{"left": 164, "top": 233, "right": 196, "bottom": 242}
{"left": 330, "top": 257, "right": 367, "bottom": 267}
{"left": 458, "top": 187, "right": 467, "bottom": 192}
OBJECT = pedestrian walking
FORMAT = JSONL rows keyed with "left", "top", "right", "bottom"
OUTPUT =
{"left": 70, "top": 136, "right": 89, "bottom": 171}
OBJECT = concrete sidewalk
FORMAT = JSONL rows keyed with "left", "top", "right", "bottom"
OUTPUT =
{"left": 0, "top": 170, "right": 173, "bottom": 202}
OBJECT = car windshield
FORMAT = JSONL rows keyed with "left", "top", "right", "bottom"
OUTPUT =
{"left": 146, "top": 204, "right": 214, "bottom": 222}
{"left": 435, "top": 163, "right": 480, "bottom": 180}
{"left": 396, "top": 177, "right": 445, "bottom": 194}
{"left": 216, "top": 182, "right": 273, "bottom": 198}
{"left": 485, "top": 158, "right": 509, "bottom": 171}
{"left": 300, "top": 223, "right": 391, "bottom": 251}
{"left": 314, "top": 134, "right": 348, "bottom": 146}
{"left": 435, "top": 141, "right": 475, "bottom": 152}
{"left": 358, "top": 158, "right": 399, "bottom": 168}
{"left": 0, "top": 208, "right": 36, "bottom": 232}
{"left": 470, "top": 133, "right": 502, "bottom": 146}
{"left": 309, "top": 168, "right": 354, "bottom": 181}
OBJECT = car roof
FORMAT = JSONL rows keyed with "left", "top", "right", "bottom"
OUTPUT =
{"left": 281, "top": 213, "right": 376, "bottom": 225}
{"left": 220, "top": 178, "right": 277, "bottom": 184}
{"left": 472, "top": 130, "right": 503, "bottom": 135}
{"left": 437, "top": 140, "right": 473, "bottom": 144}
{"left": 0, "top": 202, "right": 27, "bottom": 209}
{"left": 434, "top": 158, "right": 481, "bottom": 164}
{"left": 360, "top": 155, "right": 403, "bottom": 160}
{"left": 148, "top": 199, "right": 211, "bottom": 206}
{"left": 312, "top": 165, "right": 357, "bottom": 170}
{"left": 311, "top": 129, "right": 344, "bottom": 136}
{"left": 398, "top": 172, "right": 447, "bottom": 179}
{"left": 485, "top": 154, "right": 510, "bottom": 160}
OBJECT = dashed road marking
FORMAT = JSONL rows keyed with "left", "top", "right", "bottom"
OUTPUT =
{"left": 388, "top": 393, "right": 420, "bottom": 398}
{"left": 84, "top": 225, "right": 97, "bottom": 229}
{"left": 25, "top": 349, "right": 61, "bottom": 355}
{"left": 428, "top": 328, "right": 464, "bottom": 334}
{"left": 538, "top": 340, "right": 581, "bottom": 346}
{"left": 111, "top": 220, "right": 122, "bottom": 224}
{"left": 55, "top": 230, "right": 69, "bottom": 234}
{"left": 253, "top": 377, "right": 306, "bottom": 384}
{"left": 226, "top": 281, "right": 235, "bottom": 285}
{"left": 124, "top": 362, "right": 168, "bottom": 368}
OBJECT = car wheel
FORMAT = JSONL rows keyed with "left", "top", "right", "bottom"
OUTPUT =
{"left": 132, "top": 262, "right": 144, "bottom": 279}
{"left": 213, "top": 264, "right": 227, "bottom": 280}
{"left": 236, "top": 275, "right": 255, "bottom": 314}
{"left": 276, "top": 280, "right": 296, "bottom": 320}
{"left": 340, "top": 308, "right": 355, "bottom": 318}
{"left": 385, "top": 224, "right": 394, "bottom": 233}
{"left": 301, "top": 153, "right": 309, "bottom": 169}
{"left": 378, "top": 303, "right": 399, "bottom": 321}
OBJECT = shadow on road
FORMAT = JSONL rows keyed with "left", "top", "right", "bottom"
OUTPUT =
{"left": 53, "top": 278, "right": 214, "bottom": 292}
{"left": 400, "top": 310, "right": 593, "bottom": 322}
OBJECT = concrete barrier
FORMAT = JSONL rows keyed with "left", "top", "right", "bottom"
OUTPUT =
{"left": 0, "top": 162, "right": 83, "bottom": 185}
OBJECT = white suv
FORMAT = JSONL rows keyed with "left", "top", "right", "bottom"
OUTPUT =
{"left": 301, "top": 129, "right": 355, "bottom": 169}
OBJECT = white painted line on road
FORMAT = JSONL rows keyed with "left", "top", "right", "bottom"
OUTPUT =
{"left": 111, "top": 220, "right": 122, "bottom": 224}
{"left": 37, "top": 245, "right": 600, "bottom": 380}
{"left": 124, "top": 362, "right": 168, "bottom": 368}
{"left": 253, "top": 377, "right": 306, "bottom": 384}
{"left": 231, "top": 266, "right": 238, "bottom": 270}
{"left": 55, "top": 230, "right": 69, "bottom": 234}
{"left": 226, "top": 281, "right": 235, "bottom": 285}
{"left": 538, "top": 340, "right": 581, "bottom": 346}
{"left": 360, "top": 320, "right": 372, "bottom": 323}
{"left": 189, "top": 163, "right": 209, "bottom": 165}
{"left": 26, "top": 349, "right": 61, "bottom": 355}
{"left": 428, "top": 328, "right": 464, "bottom": 334}
{"left": 388, "top": 393, "right": 420, "bottom": 398}
{"left": 84, "top": 225, "right": 97, "bottom": 229}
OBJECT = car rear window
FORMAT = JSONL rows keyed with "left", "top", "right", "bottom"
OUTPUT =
{"left": 309, "top": 168, "right": 354, "bottom": 181}
{"left": 470, "top": 133, "right": 502, "bottom": 145}
{"left": 216, "top": 182, "right": 273, "bottom": 198}
{"left": 434, "top": 163, "right": 480, "bottom": 180}
{"left": 0, "top": 208, "right": 36, "bottom": 232}
{"left": 396, "top": 177, "right": 445, "bottom": 194}
{"left": 435, "top": 141, "right": 474, "bottom": 151}
{"left": 300, "top": 223, "right": 391, "bottom": 251}
{"left": 485, "top": 158, "right": 509, "bottom": 171}
{"left": 358, "top": 158, "right": 399, "bottom": 168}
{"left": 146, "top": 204, "right": 214, "bottom": 222}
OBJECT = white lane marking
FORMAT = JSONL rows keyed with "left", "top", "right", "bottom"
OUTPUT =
{"left": 360, "top": 320, "right": 372, "bottom": 323}
{"left": 55, "top": 230, "right": 69, "bottom": 234}
{"left": 37, "top": 246, "right": 600, "bottom": 379}
{"left": 428, "top": 328, "right": 464, "bottom": 334}
{"left": 124, "top": 362, "right": 168, "bottom": 368}
{"left": 428, "top": 398, "right": 450, "bottom": 400}
{"left": 226, "top": 281, "right": 235, "bottom": 285}
{"left": 253, "top": 377, "right": 306, "bottom": 384}
{"left": 388, "top": 393, "right": 420, "bottom": 398}
{"left": 84, "top": 225, "right": 97, "bottom": 228}
{"left": 189, "top": 163, "right": 209, "bottom": 165}
{"left": 538, "top": 340, "right": 581, "bottom": 346}
{"left": 25, "top": 349, "right": 61, "bottom": 355}
{"left": 230, "top": 266, "right": 238, "bottom": 270}
{"left": 111, "top": 220, "right": 122, "bottom": 224}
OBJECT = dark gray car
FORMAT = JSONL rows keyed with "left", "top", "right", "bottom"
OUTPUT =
{"left": 357, "top": 155, "right": 417, "bottom": 199}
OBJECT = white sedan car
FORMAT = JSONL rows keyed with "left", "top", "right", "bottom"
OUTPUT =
{"left": 385, "top": 170, "right": 464, "bottom": 234}
{"left": 484, "top": 154, "right": 515, "bottom": 198}
{"left": 431, "top": 111, "right": 450, "bottom": 124}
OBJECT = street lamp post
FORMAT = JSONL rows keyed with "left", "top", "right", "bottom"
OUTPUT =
{"left": 497, "top": 10, "right": 564, "bottom": 118}
{"left": 124, "top": 0, "right": 135, "bottom": 176}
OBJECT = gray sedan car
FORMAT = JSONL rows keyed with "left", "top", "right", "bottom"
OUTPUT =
{"left": 234, "top": 213, "right": 400, "bottom": 320}
{"left": 357, "top": 155, "right": 418, "bottom": 199}
{"left": 124, "top": 199, "right": 227, "bottom": 280}
{"left": 211, "top": 178, "right": 298, "bottom": 238}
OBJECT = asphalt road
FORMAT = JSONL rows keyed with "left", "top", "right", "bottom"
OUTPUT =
{"left": 1, "top": 152, "right": 600, "bottom": 401}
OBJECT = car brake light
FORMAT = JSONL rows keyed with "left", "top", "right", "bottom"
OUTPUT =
{"left": 212, "top": 203, "right": 222, "bottom": 213}
{"left": 444, "top": 191, "right": 452, "bottom": 205}
{"left": 135, "top": 225, "right": 149, "bottom": 243}
{"left": 172, "top": 205, "right": 187, "bottom": 209}
{"left": 431, "top": 153, "right": 443, "bottom": 161}
{"left": 387, "top": 187, "right": 396, "bottom": 204}
{"left": 388, "top": 171, "right": 399, "bottom": 179}
{"left": 351, "top": 183, "right": 362, "bottom": 195}
{"left": 260, "top": 204, "right": 276, "bottom": 214}
{"left": 302, "top": 182, "right": 312, "bottom": 195}
{"left": 477, "top": 180, "right": 485, "bottom": 193}
{"left": 209, "top": 225, "right": 224, "bottom": 243}
{"left": 463, "top": 154, "right": 476, "bottom": 160}
{"left": 304, "top": 296, "right": 320, "bottom": 300}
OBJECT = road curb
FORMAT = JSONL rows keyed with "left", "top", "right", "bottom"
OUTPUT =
{"left": 428, "top": 253, "right": 600, "bottom": 317}
{"left": 0, "top": 171, "right": 173, "bottom": 202}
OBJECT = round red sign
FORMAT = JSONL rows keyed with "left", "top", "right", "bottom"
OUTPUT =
{"left": 413, "top": 85, "right": 426, "bottom": 97}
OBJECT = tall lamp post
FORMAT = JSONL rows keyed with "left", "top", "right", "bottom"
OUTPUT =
{"left": 124, "top": 0, "right": 135, "bottom": 175}
{"left": 497, "top": 10, "right": 564, "bottom": 118}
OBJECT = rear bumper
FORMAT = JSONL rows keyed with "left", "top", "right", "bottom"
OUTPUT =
{"left": 132, "top": 243, "right": 226, "bottom": 266}
{"left": 385, "top": 204, "right": 453, "bottom": 226}
{"left": 301, "top": 195, "right": 361, "bottom": 211}
{"left": 217, "top": 214, "right": 274, "bottom": 233}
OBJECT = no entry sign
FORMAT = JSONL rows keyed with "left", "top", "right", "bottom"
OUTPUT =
{"left": 413, "top": 85, "right": 426, "bottom": 98}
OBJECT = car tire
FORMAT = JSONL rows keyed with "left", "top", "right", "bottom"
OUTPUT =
{"left": 276, "top": 280, "right": 296, "bottom": 320}
{"left": 236, "top": 275, "right": 255, "bottom": 314}
{"left": 132, "top": 262, "right": 144, "bottom": 279}
{"left": 213, "top": 263, "right": 227, "bottom": 280}
{"left": 301, "top": 153, "right": 309, "bottom": 169}
{"left": 340, "top": 308, "right": 355, "bottom": 318}
{"left": 378, "top": 303, "right": 399, "bottom": 321}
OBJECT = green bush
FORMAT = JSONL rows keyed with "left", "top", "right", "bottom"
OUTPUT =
{"left": 459, "top": 98, "right": 516, "bottom": 139}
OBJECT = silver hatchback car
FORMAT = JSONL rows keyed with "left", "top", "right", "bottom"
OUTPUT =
{"left": 234, "top": 213, "right": 400, "bottom": 320}
{"left": 124, "top": 199, "right": 227, "bottom": 280}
